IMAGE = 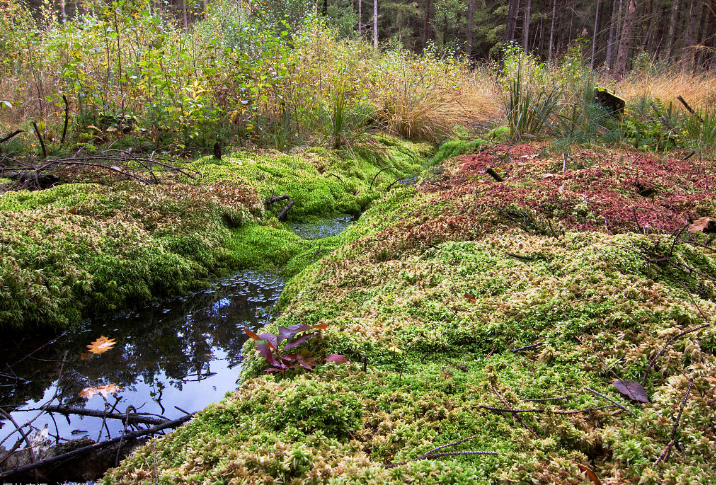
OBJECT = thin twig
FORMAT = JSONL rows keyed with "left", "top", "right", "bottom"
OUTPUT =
{"left": 479, "top": 404, "right": 617, "bottom": 415}
{"left": 510, "top": 343, "right": 543, "bottom": 353}
{"left": 492, "top": 385, "right": 540, "bottom": 439}
{"left": 583, "top": 387, "right": 637, "bottom": 417}
{"left": 642, "top": 324, "right": 711, "bottom": 386}
{"left": 370, "top": 166, "right": 395, "bottom": 191}
{"left": 522, "top": 395, "right": 574, "bottom": 402}
{"left": 0, "top": 130, "right": 23, "bottom": 144}
{"left": 655, "top": 377, "right": 694, "bottom": 466}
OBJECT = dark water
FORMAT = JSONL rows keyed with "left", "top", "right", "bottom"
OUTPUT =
{"left": 0, "top": 271, "right": 284, "bottom": 447}
{"left": 289, "top": 214, "right": 356, "bottom": 239}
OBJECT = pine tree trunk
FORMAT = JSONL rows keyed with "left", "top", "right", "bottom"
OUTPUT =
{"left": 548, "top": 0, "right": 556, "bottom": 61}
{"left": 523, "top": 0, "right": 531, "bottom": 51}
{"left": 663, "top": 0, "right": 680, "bottom": 60}
{"left": 373, "top": 0, "right": 378, "bottom": 50}
{"left": 614, "top": 0, "right": 637, "bottom": 78}
{"left": 358, "top": 0, "right": 362, "bottom": 37}
{"left": 466, "top": 0, "right": 476, "bottom": 57}
{"left": 605, "top": 0, "right": 617, "bottom": 68}
{"left": 505, "top": 0, "right": 520, "bottom": 43}
{"left": 423, "top": 0, "right": 432, "bottom": 48}
{"left": 681, "top": 0, "right": 698, "bottom": 71}
{"left": 591, "top": 0, "right": 601, "bottom": 68}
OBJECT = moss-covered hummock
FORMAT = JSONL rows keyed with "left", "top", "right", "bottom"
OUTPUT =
{"left": 0, "top": 136, "right": 432, "bottom": 330}
{"left": 104, "top": 143, "right": 716, "bottom": 484}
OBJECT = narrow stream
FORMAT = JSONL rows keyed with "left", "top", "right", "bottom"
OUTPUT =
{"left": 0, "top": 271, "right": 284, "bottom": 447}
{"left": 0, "top": 215, "right": 355, "bottom": 481}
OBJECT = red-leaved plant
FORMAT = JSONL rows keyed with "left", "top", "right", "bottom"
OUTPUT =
{"left": 244, "top": 324, "right": 347, "bottom": 376}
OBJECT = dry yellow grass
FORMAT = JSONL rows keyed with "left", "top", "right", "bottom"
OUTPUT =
{"left": 616, "top": 68, "right": 716, "bottom": 109}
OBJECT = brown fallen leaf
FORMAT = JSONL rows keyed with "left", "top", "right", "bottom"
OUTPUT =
{"left": 575, "top": 462, "right": 603, "bottom": 485}
{"left": 612, "top": 380, "right": 650, "bottom": 403}
{"left": 464, "top": 293, "right": 477, "bottom": 303}
{"left": 689, "top": 217, "right": 715, "bottom": 234}
{"left": 86, "top": 336, "right": 117, "bottom": 355}
{"left": 79, "top": 383, "right": 122, "bottom": 399}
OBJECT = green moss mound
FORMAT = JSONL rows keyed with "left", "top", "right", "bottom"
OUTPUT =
{"left": 104, "top": 144, "right": 716, "bottom": 484}
{"left": 0, "top": 137, "right": 431, "bottom": 331}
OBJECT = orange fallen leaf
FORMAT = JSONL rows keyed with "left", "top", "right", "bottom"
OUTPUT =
{"left": 79, "top": 384, "right": 122, "bottom": 399}
{"left": 575, "top": 462, "right": 603, "bottom": 485}
{"left": 86, "top": 336, "right": 116, "bottom": 355}
{"left": 464, "top": 293, "right": 477, "bottom": 303}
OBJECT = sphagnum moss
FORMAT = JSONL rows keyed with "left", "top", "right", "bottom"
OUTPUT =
{"left": 0, "top": 137, "right": 431, "bottom": 331}
{"left": 103, "top": 143, "right": 716, "bottom": 485}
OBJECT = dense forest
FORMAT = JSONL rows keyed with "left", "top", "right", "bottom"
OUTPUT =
{"left": 19, "top": 0, "right": 716, "bottom": 73}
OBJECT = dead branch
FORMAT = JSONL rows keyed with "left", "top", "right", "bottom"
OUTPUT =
{"left": 510, "top": 343, "right": 543, "bottom": 353}
{"left": 382, "top": 433, "right": 497, "bottom": 469}
{"left": 0, "top": 130, "right": 23, "bottom": 145}
{"left": 277, "top": 200, "right": 294, "bottom": 222}
{"left": 479, "top": 404, "right": 617, "bottom": 415}
{"left": 522, "top": 395, "right": 574, "bottom": 402}
{"left": 40, "top": 405, "right": 165, "bottom": 426}
{"left": 0, "top": 408, "right": 35, "bottom": 468}
{"left": 370, "top": 166, "right": 395, "bottom": 191}
{"left": 31, "top": 122, "right": 47, "bottom": 159}
{"left": 264, "top": 194, "right": 289, "bottom": 207}
{"left": 492, "top": 384, "right": 540, "bottom": 439}
{"left": 486, "top": 168, "right": 503, "bottom": 182}
{"left": 642, "top": 324, "right": 711, "bottom": 386}
{"left": 655, "top": 377, "right": 694, "bottom": 466}
{"left": 583, "top": 387, "right": 637, "bottom": 417}
{"left": 0, "top": 413, "right": 195, "bottom": 479}
{"left": 61, "top": 95, "right": 69, "bottom": 145}
{"left": 505, "top": 252, "right": 535, "bottom": 261}
{"left": 677, "top": 96, "right": 702, "bottom": 121}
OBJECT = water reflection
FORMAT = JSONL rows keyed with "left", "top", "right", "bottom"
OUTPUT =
{"left": 289, "top": 214, "right": 357, "bottom": 239}
{"left": 0, "top": 271, "right": 283, "bottom": 444}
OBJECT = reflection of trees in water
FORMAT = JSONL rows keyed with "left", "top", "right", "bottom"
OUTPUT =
{"left": 0, "top": 273, "right": 283, "bottom": 414}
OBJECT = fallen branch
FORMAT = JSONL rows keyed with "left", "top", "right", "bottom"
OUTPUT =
{"left": 479, "top": 404, "right": 617, "bottom": 415}
{"left": 277, "top": 200, "right": 294, "bottom": 222}
{"left": 641, "top": 324, "right": 711, "bottom": 386}
{"left": 0, "top": 130, "right": 23, "bottom": 145}
{"left": 31, "top": 122, "right": 47, "bottom": 159}
{"left": 583, "top": 387, "right": 637, "bottom": 417}
{"left": 510, "top": 343, "right": 543, "bottom": 353}
{"left": 654, "top": 377, "right": 694, "bottom": 466}
{"left": 370, "top": 166, "right": 395, "bottom": 191}
{"left": 264, "top": 194, "right": 289, "bottom": 207}
{"left": 677, "top": 95, "right": 702, "bottom": 122}
{"left": 40, "top": 405, "right": 166, "bottom": 426}
{"left": 382, "top": 434, "right": 497, "bottom": 469}
{"left": 492, "top": 384, "right": 540, "bottom": 439}
{"left": 486, "top": 168, "right": 503, "bottom": 182}
{"left": 505, "top": 252, "right": 535, "bottom": 261}
{"left": 522, "top": 395, "right": 574, "bottom": 402}
{"left": 0, "top": 413, "right": 194, "bottom": 479}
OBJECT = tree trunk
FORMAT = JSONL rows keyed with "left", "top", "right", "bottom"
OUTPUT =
{"left": 605, "top": 0, "right": 617, "bottom": 68}
{"left": 373, "top": 0, "right": 378, "bottom": 50}
{"left": 466, "top": 0, "right": 476, "bottom": 57}
{"left": 505, "top": 0, "right": 520, "bottom": 43}
{"left": 591, "top": 0, "right": 601, "bottom": 68}
{"left": 681, "top": 0, "right": 699, "bottom": 71}
{"left": 614, "top": 0, "right": 637, "bottom": 78}
{"left": 663, "top": 0, "right": 680, "bottom": 60}
{"left": 523, "top": 0, "right": 531, "bottom": 51}
{"left": 423, "top": 0, "right": 434, "bottom": 48}
{"left": 358, "top": 0, "right": 362, "bottom": 36}
{"left": 548, "top": 0, "right": 556, "bottom": 61}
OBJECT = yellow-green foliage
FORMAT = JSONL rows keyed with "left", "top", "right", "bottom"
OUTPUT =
{"left": 104, "top": 146, "right": 716, "bottom": 484}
